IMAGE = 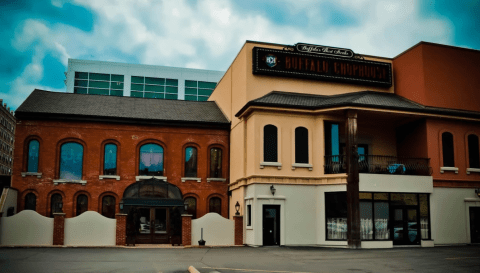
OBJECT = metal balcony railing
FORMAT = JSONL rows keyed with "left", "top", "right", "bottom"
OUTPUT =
{"left": 324, "top": 155, "right": 432, "bottom": 176}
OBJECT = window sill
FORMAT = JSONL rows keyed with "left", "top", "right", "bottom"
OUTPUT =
{"left": 260, "top": 162, "right": 282, "bottom": 170}
{"left": 440, "top": 167, "right": 458, "bottom": 174}
{"left": 136, "top": 176, "right": 167, "bottom": 181}
{"left": 246, "top": 226, "right": 253, "bottom": 230}
{"left": 53, "top": 179, "right": 87, "bottom": 185}
{"left": 207, "top": 178, "right": 226, "bottom": 182}
{"left": 99, "top": 175, "right": 120, "bottom": 181}
{"left": 467, "top": 168, "right": 480, "bottom": 174}
{"left": 21, "top": 172, "right": 42, "bottom": 178}
{"left": 292, "top": 163, "right": 313, "bottom": 170}
{"left": 181, "top": 177, "right": 201, "bottom": 183}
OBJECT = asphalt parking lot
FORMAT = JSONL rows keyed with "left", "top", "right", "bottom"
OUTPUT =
{"left": 0, "top": 245, "right": 479, "bottom": 273}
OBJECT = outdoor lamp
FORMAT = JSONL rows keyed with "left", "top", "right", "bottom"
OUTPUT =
{"left": 119, "top": 200, "right": 124, "bottom": 210}
{"left": 58, "top": 202, "right": 63, "bottom": 209}
{"left": 270, "top": 185, "right": 276, "bottom": 196}
{"left": 184, "top": 200, "right": 189, "bottom": 212}
{"left": 476, "top": 188, "right": 480, "bottom": 198}
{"left": 235, "top": 201, "right": 240, "bottom": 216}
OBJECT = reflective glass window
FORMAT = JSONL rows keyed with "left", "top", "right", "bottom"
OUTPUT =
{"left": 325, "top": 192, "right": 347, "bottom": 240}
{"left": 442, "top": 132, "right": 455, "bottom": 167}
{"left": 468, "top": 134, "right": 480, "bottom": 168}
{"left": 360, "top": 202, "right": 373, "bottom": 240}
{"left": 76, "top": 194, "right": 88, "bottom": 216}
{"left": 209, "top": 197, "right": 221, "bottom": 214}
{"left": 184, "top": 147, "right": 197, "bottom": 177}
{"left": 59, "top": 142, "right": 83, "bottom": 180}
{"left": 102, "top": 195, "right": 116, "bottom": 219}
{"left": 51, "top": 193, "right": 63, "bottom": 217}
{"left": 185, "top": 197, "right": 197, "bottom": 219}
{"left": 104, "top": 144, "right": 117, "bottom": 175}
{"left": 295, "top": 127, "right": 309, "bottom": 164}
{"left": 210, "top": 148, "right": 222, "bottom": 178}
{"left": 139, "top": 144, "right": 164, "bottom": 176}
{"left": 27, "top": 140, "right": 39, "bottom": 172}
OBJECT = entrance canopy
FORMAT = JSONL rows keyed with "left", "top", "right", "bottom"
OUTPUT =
{"left": 122, "top": 178, "right": 184, "bottom": 207}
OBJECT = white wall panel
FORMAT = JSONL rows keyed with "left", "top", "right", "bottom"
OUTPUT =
{"left": 0, "top": 210, "right": 53, "bottom": 245}
{"left": 192, "top": 213, "right": 234, "bottom": 246}
{"left": 64, "top": 211, "right": 116, "bottom": 246}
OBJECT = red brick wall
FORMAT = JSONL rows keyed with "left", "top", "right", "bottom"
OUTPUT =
{"left": 115, "top": 213, "right": 127, "bottom": 245}
{"left": 182, "top": 214, "right": 192, "bottom": 246}
{"left": 234, "top": 215, "right": 243, "bottom": 245}
{"left": 12, "top": 119, "right": 230, "bottom": 219}
{"left": 53, "top": 213, "right": 65, "bottom": 245}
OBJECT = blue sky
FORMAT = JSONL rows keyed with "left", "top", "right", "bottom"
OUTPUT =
{"left": 1, "top": 0, "right": 479, "bottom": 110}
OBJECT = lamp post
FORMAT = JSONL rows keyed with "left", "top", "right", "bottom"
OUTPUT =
{"left": 235, "top": 201, "right": 240, "bottom": 216}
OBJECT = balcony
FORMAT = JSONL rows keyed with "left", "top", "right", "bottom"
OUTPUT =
{"left": 324, "top": 155, "right": 432, "bottom": 176}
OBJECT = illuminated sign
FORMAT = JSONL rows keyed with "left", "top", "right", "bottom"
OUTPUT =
{"left": 295, "top": 43, "right": 355, "bottom": 58}
{"left": 252, "top": 47, "right": 392, "bottom": 87}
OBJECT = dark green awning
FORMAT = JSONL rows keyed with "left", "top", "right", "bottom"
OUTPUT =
{"left": 123, "top": 198, "right": 184, "bottom": 207}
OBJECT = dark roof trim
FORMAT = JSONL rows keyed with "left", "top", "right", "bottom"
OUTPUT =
{"left": 235, "top": 91, "right": 480, "bottom": 120}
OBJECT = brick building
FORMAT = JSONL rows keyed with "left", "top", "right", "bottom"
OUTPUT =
{"left": 12, "top": 90, "right": 230, "bottom": 244}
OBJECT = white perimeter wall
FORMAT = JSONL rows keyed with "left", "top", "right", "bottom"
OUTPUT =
{"left": 0, "top": 210, "right": 53, "bottom": 245}
{"left": 64, "top": 211, "right": 116, "bottom": 246}
{"left": 191, "top": 213, "right": 234, "bottom": 246}
{"left": 431, "top": 187, "right": 480, "bottom": 244}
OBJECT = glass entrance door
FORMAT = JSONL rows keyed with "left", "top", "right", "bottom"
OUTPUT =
{"left": 392, "top": 206, "right": 420, "bottom": 245}
{"left": 136, "top": 207, "right": 169, "bottom": 244}
{"left": 263, "top": 205, "right": 280, "bottom": 246}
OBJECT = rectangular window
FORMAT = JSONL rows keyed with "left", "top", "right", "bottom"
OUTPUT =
{"left": 247, "top": 204, "right": 252, "bottom": 226}
{"left": 130, "top": 76, "right": 177, "bottom": 100}
{"left": 183, "top": 80, "right": 216, "bottom": 101}
{"left": 325, "top": 192, "right": 347, "bottom": 240}
{"left": 419, "top": 194, "right": 430, "bottom": 240}
{"left": 74, "top": 72, "right": 124, "bottom": 96}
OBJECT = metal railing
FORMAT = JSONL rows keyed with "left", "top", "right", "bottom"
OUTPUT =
{"left": 324, "top": 155, "right": 432, "bottom": 176}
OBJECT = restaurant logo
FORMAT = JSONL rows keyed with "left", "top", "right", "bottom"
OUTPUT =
{"left": 253, "top": 47, "right": 392, "bottom": 87}
{"left": 264, "top": 54, "right": 278, "bottom": 68}
{"left": 295, "top": 43, "right": 355, "bottom": 58}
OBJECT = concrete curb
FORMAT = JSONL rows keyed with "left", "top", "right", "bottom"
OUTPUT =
{"left": 188, "top": 265, "right": 200, "bottom": 273}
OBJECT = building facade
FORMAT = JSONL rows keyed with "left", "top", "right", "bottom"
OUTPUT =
{"left": 209, "top": 41, "right": 480, "bottom": 247}
{"left": 65, "top": 59, "right": 224, "bottom": 101}
{"left": 0, "top": 99, "right": 15, "bottom": 177}
{"left": 12, "top": 90, "right": 230, "bottom": 244}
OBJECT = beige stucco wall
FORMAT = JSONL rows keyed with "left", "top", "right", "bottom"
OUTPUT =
{"left": 192, "top": 212, "right": 234, "bottom": 246}
{"left": 0, "top": 210, "right": 53, "bottom": 245}
{"left": 64, "top": 211, "right": 116, "bottom": 246}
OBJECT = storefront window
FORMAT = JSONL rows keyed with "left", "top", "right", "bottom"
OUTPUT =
{"left": 374, "top": 202, "right": 389, "bottom": 239}
{"left": 360, "top": 202, "right": 373, "bottom": 240}
{"left": 419, "top": 194, "right": 430, "bottom": 240}
{"left": 325, "top": 192, "right": 347, "bottom": 240}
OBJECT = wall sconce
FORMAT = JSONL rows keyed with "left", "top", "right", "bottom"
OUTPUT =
{"left": 270, "top": 185, "right": 276, "bottom": 196}
{"left": 58, "top": 202, "right": 63, "bottom": 209}
{"left": 119, "top": 200, "right": 124, "bottom": 210}
{"left": 235, "top": 201, "right": 240, "bottom": 216}
{"left": 475, "top": 188, "right": 480, "bottom": 198}
{"left": 184, "top": 200, "right": 189, "bottom": 212}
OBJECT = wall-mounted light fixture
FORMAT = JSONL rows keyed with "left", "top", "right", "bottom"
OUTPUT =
{"left": 270, "top": 185, "right": 276, "bottom": 196}
{"left": 184, "top": 200, "right": 189, "bottom": 212}
{"left": 235, "top": 201, "right": 240, "bottom": 216}
{"left": 119, "top": 200, "right": 124, "bottom": 211}
{"left": 475, "top": 188, "right": 480, "bottom": 198}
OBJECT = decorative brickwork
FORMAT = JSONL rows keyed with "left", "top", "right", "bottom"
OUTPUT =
{"left": 53, "top": 213, "right": 66, "bottom": 245}
{"left": 115, "top": 213, "right": 127, "bottom": 246}
{"left": 182, "top": 214, "right": 192, "bottom": 246}
{"left": 234, "top": 215, "right": 243, "bottom": 245}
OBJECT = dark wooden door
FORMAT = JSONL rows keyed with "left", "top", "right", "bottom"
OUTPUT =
{"left": 135, "top": 207, "right": 169, "bottom": 244}
{"left": 263, "top": 205, "right": 280, "bottom": 246}
{"left": 470, "top": 207, "right": 480, "bottom": 243}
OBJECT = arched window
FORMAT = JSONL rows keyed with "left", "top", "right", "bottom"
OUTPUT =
{"left": 51, "top": 193, "right": 63, "bottom": 217}
{"left": 102, "top": 195, "right": 116, "bottom": 219}
{"left": 209, "top": 197, "right": 221, "bottom": 214}
{"left": 295, "top": 127, "right": 309, "bottom": 164}
{"left": 184, "top": 197, "right": 197, "bottom": 219}
{"left": 210, "top": 148, "right": 222, "bottom": 178}
{"left": 264, "top": 125, "right": 278, "bottom": 162}
{"left": 59, "top": 142, "right": 83, "bottom": 180}
{"left": 104, "top": 144, "right": 117, "bottom": 175}
{"left": 442, "top": 132, "right": 454, "bottom": 167}
{"left": 468, "top": 134, "right": 480, "bottom": 169}
{"left": 76, "top": 194, "right": 88, "bottom": 216}
{"left": 139, "top": 144, "right": 164, "bottom": 176}
{"left": 27, "top": 140, "right": 39, "bottom": 172}
{"left": 185, "top": 146, "right": 197, "bottom": 177}
{"left": 24, "top": 193, "right": 36, "bottom": 211}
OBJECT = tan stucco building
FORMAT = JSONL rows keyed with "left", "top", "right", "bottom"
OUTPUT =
{"left": 209, "top": 41, "right": 480, "bottom": 247}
